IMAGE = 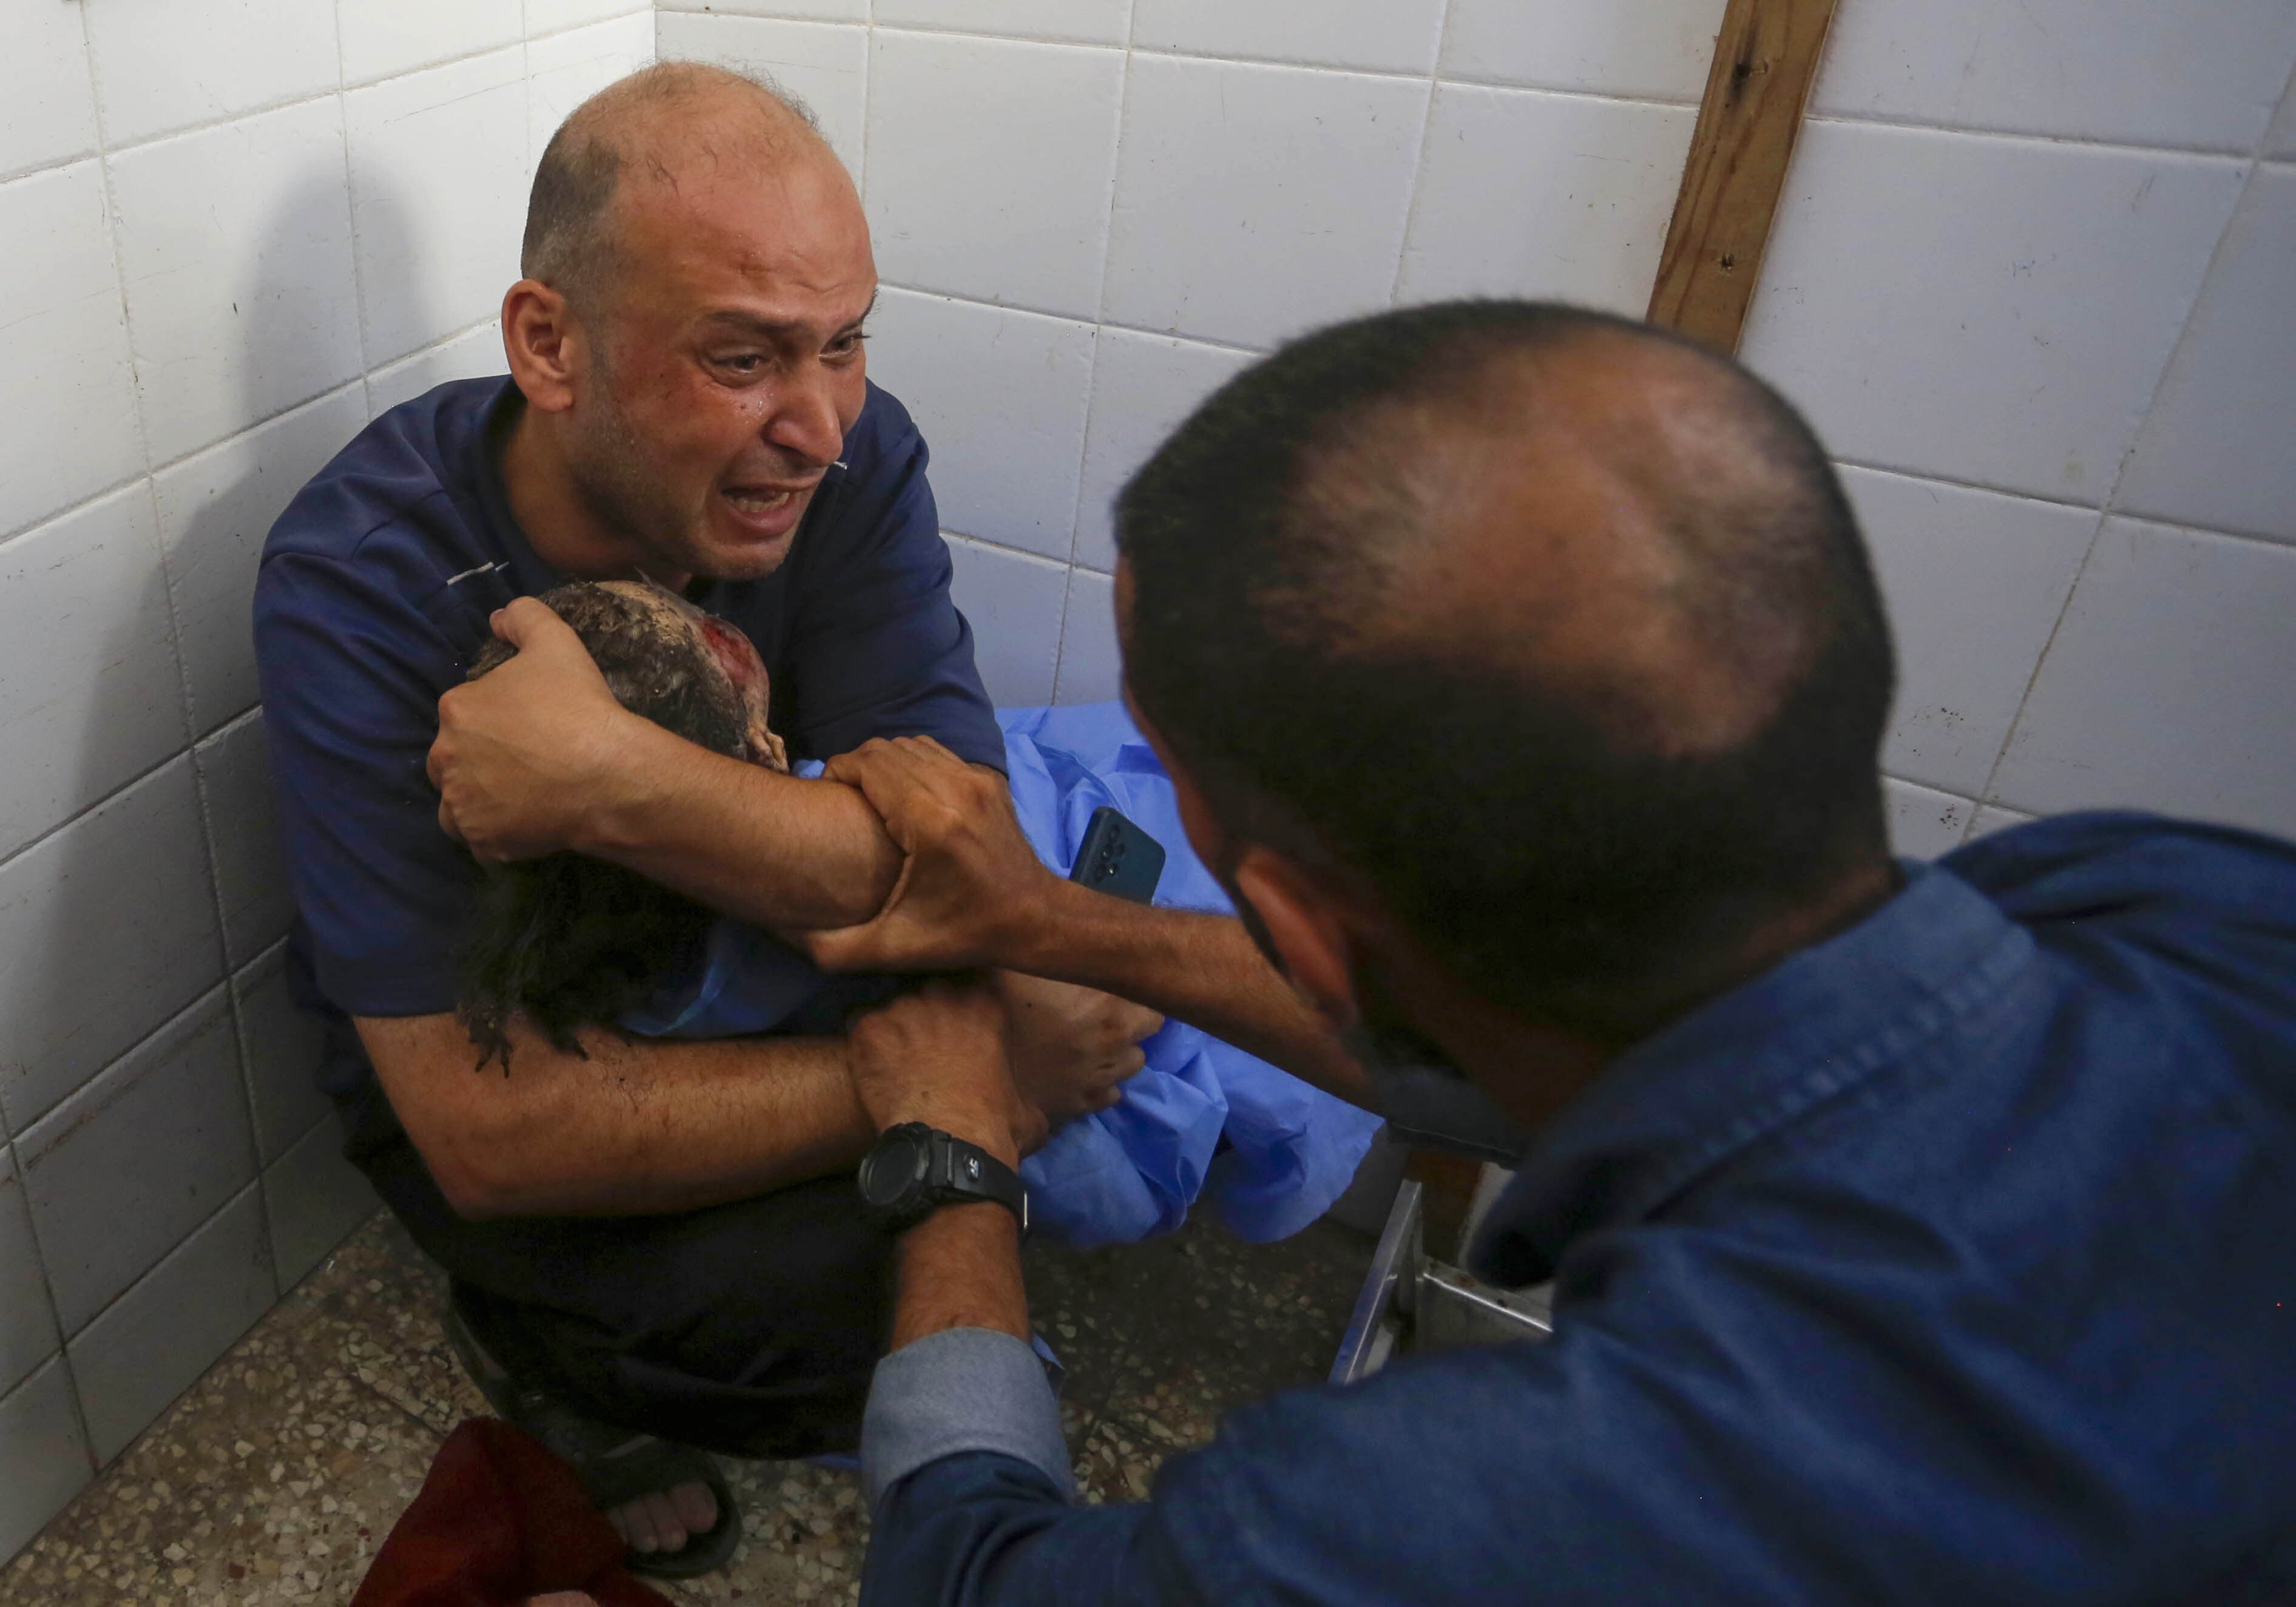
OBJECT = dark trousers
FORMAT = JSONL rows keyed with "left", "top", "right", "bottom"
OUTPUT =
{"left": 352, "top": 1104, "right": 893, "bottom": 1460}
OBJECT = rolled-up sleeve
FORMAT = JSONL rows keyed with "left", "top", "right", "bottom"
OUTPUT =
{"left": 859, "top": 1330, "right": 1205, "bottom": 1606}
{"left": 862, "top": 1328, "right": 1072, "bottom": 1506}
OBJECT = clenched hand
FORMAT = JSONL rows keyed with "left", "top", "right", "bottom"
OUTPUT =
{"left": 428, "top": 598, "right": 645, "bottom": 861}
{"left": 799, "top": 736, "right": 1065, "bottom": 971}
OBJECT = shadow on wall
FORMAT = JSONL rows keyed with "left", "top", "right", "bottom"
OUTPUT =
{"left": 15, "top": 166, "right": 441, "bottom": 1445}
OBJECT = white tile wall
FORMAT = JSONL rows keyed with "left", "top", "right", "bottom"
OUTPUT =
{"left": 346, "top": 47, "right": 533, "bottom": 365}
{"left": 0, "top": 0, "right": 100, "bottom": 182}
{"left": 530, "top": 13, "right": 663, "bottom": 161}
{"left": 1054, "top": 567, "right": 1121, "bottom": 705}
{"left": 0, "top": 487, "right": 186, "bottom": 864}
{"left": 82, "top": 0, "right": 340, "bottom": 149}
{"left": 1073, "top": 330, "right": 1258, "bottom": 573}
{"left": 1963, "top": 805, "right": 2036, "bottom": 845}
{"left": 340, "top": 0, "right": 526, "bottom": 88}
{"left": 0, "top": 1152, "right": 59, "bottom": 1399}
{"left": 873, "top": 0, "right": 1128, "bottom": 49}
{"left": 1812, "top": 0, "right": 2296, "bottom": 154}
{"left": 366, "top": 322, "right": 512, "bottom": 417}
{"left": 67, "top": 1183, "right": 274, "bottom": 1464}
{"left": 0, "top": 1362, "right": 91, "bottom": 1566}
{"left": 867, "top": 288, "right": 1097, "bottom": 559}
{"left": 18, "top": 987, "right": 256, "bottom": 1336}
{"left": 2267, "top": 75, "right": 2296, "bottom": 162}
{"left": 109, "top": 98, "right": 365, "bottom": 468}
{"left": 1103, "top": 56, "right": 1428, "bottom": 350}
{"left": 194, "top": 712, "right": 296, "bottom": 970}
{"left": 2115, "top": 165, "right": 2296, "bottom": 546}
{"left": 264, "top": 1115, "right": 381, "bottom": 1289}
{"left": 660, "top": 0, "right": 863, "bottom": 22}
{"left": 1132, "top": 0, "right": 1448, "bottom": 76}
{"left": 232, "top": 944, "right": 337, "bottom": 1163}
{"left": 1397, "top": 85, "right": 1695, "bottom": 314}
{"left": 0, "top": 758, "right": 223, "bottom": 1135}
{"left": 655, "top": 15, "right": 869, "bottom": 174}
{"left": 1742, "top": 123, "right": 2246, "bottom": 504}
{"left": 533, "top": 0, "right": 654, "bottom": 31}
{"left": 1883, "top": 776, "right": 1973, "bottom": 861}
{"left": 946, "top": 537, "right": 1069, "bottom": 705}
{"left": 1841, "top": 466, "right": 2095, "bottom": 798}
{"left": 1992, "top": 519, "right": 2296, "bottom": 834}
{"left": 1440, "top": 0, "right": 1726, "bottom": 102}
{"left": 865, "top": 32, "right": 1123, "bottom": 317}
{"left": 154, "top": 386, "right": 371, "bottom": 736}
{"left": 0, "top": 4, "right": 649, "bottom": 1551}
{"left": 0, "top": 162, "right": 144, "bottom": 541}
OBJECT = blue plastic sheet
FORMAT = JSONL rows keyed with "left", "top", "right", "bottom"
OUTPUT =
{"left": 620, "top": 703, "right": 1381, "bottom": 1247}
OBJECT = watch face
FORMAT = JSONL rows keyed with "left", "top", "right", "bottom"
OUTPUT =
{"left": 858, "top": 1128, "right": 929, "bottom": 1210}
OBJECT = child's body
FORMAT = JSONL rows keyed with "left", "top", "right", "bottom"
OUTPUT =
{"left": 458, "top": 583, "right": 1380, "bottom": 1246}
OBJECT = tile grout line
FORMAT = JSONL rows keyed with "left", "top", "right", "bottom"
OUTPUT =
{"left": 10, "top": 34, "right": 2274, "bottom": 200}
{"left": 1968, "top": 139, "right": 2264, "bottom": 815}
{"left": 880, "top": 280, "right": 1264, "bottom": 358}
{"left": 1832, "top": 455, "right": 2107, "bottom": 515}
{"left": 38, "top": 0, "right": 163, "bottom": 1480}
{"left": 1384, "top": 0, "right": 1455, "bottom": 309}
{"left": 1055, "top": 0, "right": 1139, "bottom": 585}
{"left": 1800, "top": 109, "right": 2259, "bottom": 166}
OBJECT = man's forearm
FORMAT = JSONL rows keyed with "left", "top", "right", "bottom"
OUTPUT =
{"left": 359, "top": 1013, "right": 875, "bottom": 1218}
{"left": 581, "top": 718, "right": 902, "bottom": 928}
{"left": 998, "top": 881, "right": 1372, "bottom": 1106}
{"left": 892, "top": 1206, "right": 1031, "bottom": 1350}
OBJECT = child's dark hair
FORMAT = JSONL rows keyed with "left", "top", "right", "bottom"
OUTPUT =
{"left": 455, "top": 581, "right": 754, "bottom": 1071}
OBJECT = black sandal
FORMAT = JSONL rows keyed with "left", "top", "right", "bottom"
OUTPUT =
{"left": 443, "top": 1295, "right": 743, "bottom": 1580}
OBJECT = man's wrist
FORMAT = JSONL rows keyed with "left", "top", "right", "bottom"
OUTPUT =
{"left": 567, "top": 708, "right": 676, "bottom": 855}
{"left": 877, "top": 1104, "right": 1020, "bottom": 1171}
{"left": 994, "top": 871, "right": 1098, "bottom": 977}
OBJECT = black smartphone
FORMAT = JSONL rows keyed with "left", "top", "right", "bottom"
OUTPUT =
{"left": 1068, "top": 805, "right": 1166, "bottom": 905}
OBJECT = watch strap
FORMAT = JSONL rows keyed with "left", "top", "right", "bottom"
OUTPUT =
{"left": 869, "top": 1123, "right": 1029, "bottom": 1234}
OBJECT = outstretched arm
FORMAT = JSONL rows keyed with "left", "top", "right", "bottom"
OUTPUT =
{"left": 427, "top": 598, "right": 902, "bottom": 929}
{"left": 356, "top": 1012, "right": 875, "bottom": 1219}
{"left": 801, "top": 738, "right": 1372, "bottom": 1107}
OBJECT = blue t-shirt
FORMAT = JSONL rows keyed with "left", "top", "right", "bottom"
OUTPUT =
{"left": 858, "top": 813, "right": 2296, "bottom": 1604}
{"left": 252, "top": 376, "right": 1001, "bottom": 1097}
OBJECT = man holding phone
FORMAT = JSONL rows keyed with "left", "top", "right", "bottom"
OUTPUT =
{"left": 805, "top": 302, "right": 2296, "bottom": 1601}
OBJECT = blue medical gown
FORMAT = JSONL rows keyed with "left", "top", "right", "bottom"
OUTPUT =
{"left": 618, "top": 703, "right": 1382, "bottom": 1247}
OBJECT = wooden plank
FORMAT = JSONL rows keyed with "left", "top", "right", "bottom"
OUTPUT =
{"left": 1647, "top": 0, "right": 1841, "bottom": 352}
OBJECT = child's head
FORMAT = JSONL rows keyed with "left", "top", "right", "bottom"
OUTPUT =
{"left": 456, "top": 581, "right": 784, "bottom": 1067}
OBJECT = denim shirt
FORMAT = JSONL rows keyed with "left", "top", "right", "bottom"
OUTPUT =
{"left": 858, "top": 813, "right": 2296, "bottom": 1605}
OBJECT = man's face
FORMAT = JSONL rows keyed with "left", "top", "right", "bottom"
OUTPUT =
{"left": 566, "top": 141, "right": 876, "bottom": 583}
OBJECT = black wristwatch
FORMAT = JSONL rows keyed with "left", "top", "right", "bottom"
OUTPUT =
{"left": 858, "top": 1123, "right": 1029, "bottom": 1234}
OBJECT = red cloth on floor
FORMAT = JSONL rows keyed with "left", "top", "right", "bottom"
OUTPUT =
{"left": 351, "top": 1418, "right": 672, "bottom": 1607}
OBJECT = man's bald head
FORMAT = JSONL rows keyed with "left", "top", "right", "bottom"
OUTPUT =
{"left": 523, "top": 61, "right": 838, "bottom": 317}
{"left": 1117, "top": 302, "right": 1895, "bottom": 1038}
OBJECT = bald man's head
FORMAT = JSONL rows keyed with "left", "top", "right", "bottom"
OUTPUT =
{"left": 1117, "top": 302, "right": 1895, "bottom": 1038}
{"left": 523, "top": 61, "right": 835, "bottom": 318}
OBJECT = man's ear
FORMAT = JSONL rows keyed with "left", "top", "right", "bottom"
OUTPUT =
{"left": 1231, "top": 845, "right": 1363, "bottom": 1032}
{"left": 501, "top": 279, "right": 583, "bottom": 414}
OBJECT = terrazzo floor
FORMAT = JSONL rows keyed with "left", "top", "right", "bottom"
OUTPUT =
{"left": 4, "top": 1207, "right": 1372, "bottom": 1605}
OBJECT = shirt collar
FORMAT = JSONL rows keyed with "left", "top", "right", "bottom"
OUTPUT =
{"left": 466, "top": 376, "right": 571, "bottom": 600}
{"left": 1470, "top": 862, "right": 2036, "bottom": 1287}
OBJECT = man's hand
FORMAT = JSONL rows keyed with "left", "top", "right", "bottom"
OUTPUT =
{"left": 995, "top": 972, "right": 1160, "bottom": 1127}
{"left": 802, "top": 737, "right": 1063, "bottom": 970}
{"left": 848, "top": 981, "right": 1038, "bottom": 1162}
{"left": 428, "top": 598, "right": 648, "bottom": 861}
